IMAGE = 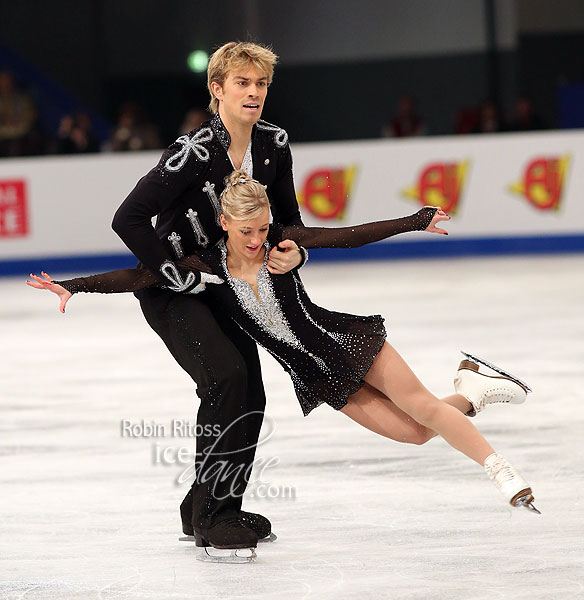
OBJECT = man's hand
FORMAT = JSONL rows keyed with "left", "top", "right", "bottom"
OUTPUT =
{"left": 267, "top": 239, "right": 302, "bottom": 274}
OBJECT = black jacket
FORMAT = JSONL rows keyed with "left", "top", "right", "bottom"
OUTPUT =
{"left": 111, "top": 113, "right": 304, "bottom": 275}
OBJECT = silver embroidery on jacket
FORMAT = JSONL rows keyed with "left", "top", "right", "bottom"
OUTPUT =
{"left": 186, "top": 209, "right": 209, "bottom": 247}
{"left": 211, "top": 113, "right": 230, "bottom": 149}
{"left": 164, "top": 128, "right": 213, "bottom": 172}
{"left": 160, "top": 260, "right": 198, "bottom": 292}
{"left": 256, "top": 120, "right": 288, "bottom": 147}
{"left": 202, "top": 181, "right": 222, "bottom": 225}
{"left": 168, "top": 232, "right": 184, "bottom": 259}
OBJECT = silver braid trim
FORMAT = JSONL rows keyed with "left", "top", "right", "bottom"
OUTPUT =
{"left": 202, "top": 181, "right": 222, "bottom": 225}
{"left": 256, "top": 120, "right": 288, "bottom": 147}
{"left": 186, "top": 208, "right": 209, "bottom": 247}
{"left": 160, "top": 260, "right": 197, "bottom": 292}
{"left": 168, "top": 232, "right": 184, "bottom": 259}
{"left": 164, "top": 127, "right": 213, "bottom": 172}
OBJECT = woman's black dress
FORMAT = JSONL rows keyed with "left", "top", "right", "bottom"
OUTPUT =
{"left": 55, "top": 208, "right": 436, "bottom": 415}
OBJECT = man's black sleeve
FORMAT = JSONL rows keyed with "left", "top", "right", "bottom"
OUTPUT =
{"left": 268, "top": 143, "right": 304, "bottom": 227}
{"left": 111, "top": 142, "right": 203, "bottom": 273}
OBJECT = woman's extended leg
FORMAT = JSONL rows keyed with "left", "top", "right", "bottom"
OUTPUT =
{"left": 341, "top": 344, "right": 539, "bottom": 511}
{"left": 340, "top": 384, "right": 472, "bottom": 445}
{"left": 362, "top": 342, "right": 495, "bottom": 465}
{"left": 340, "top": 383, "right": 431, "bottom": 444}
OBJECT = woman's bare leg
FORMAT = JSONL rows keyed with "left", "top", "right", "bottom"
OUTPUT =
{"left": 340, "top": 385, "right": 473, "bottom": 445}
{"left": 441, "top": 394, "right": 472, "bottom": 414}
{"left": 362, "top": 342, "right": 495, "bottom": 465}
{"left": 340, "top": 383, "right": 433, "bottom": 445}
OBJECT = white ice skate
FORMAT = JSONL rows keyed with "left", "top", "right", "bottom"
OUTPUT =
{"left": 454, "top": 351, "right": 531, "bottom": 416}
{"left": 484, "top": 452, "right": 541, "bottom": 513}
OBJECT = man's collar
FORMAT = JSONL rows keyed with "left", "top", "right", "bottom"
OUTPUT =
{"left": 210, "top": 112, "right": 257, "bottom": 151}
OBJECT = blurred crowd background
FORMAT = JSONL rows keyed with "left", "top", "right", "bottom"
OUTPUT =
{"left": 1, "top": 0, "right": 583, "bottom": 158}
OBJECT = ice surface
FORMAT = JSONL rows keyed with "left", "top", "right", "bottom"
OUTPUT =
{"left": 1, "top": 255, "right": 583, "bottom": 599}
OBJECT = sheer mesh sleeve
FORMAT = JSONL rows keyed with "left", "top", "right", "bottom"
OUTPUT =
{"left": 54, "top": 269, "right": 157, "bottom": 294}
{"left": 275, "top": 207, "right": 438, "bottom": 249}
{"left": 53, "top": 254, "right": 213, "bottom": 295}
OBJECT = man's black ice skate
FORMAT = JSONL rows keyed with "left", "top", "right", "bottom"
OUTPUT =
{"left": 180, "top": 519, "right": 259, "bottom": 563}
{"left": 237, "top": 511, "right": 276, "bottom": 542}
{"left": 179, "top": 489, "right": 276, "bottom": 543}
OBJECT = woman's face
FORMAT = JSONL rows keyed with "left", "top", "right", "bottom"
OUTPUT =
{"left": 220, "top": 207, "right": 270, "bottom": 260}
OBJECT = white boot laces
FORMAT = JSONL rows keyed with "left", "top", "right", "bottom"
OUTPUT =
{"left": 485, "top": 454, "right": 515, "bottom": 487}
{"left": 479, "top": 387, "right": 514, "bottom": 411}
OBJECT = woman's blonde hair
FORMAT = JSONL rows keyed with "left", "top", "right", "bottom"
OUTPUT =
{"left": 207, "top": 42, "right": 278, "bottom": 114}
{"left": 221, "top": 170, "right": 270, "bottom": 221}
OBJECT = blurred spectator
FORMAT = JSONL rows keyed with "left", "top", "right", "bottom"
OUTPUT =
{"left": 179, "top": 108, "right": 209, "bottom": 135}
{"left": 454, "top": 106, "right": 480, "bottom": 134}
{"left": 474, "top": 100, "right": 502, "bottom": 133}
{"left": 0, "top": 70, "right": 44, "bottom": 156}
{"left": 56, "top": 112, "right": 100, "bottom": 154}
{"left": 110, "top": 101, "right": 161, "bottom": 151}
{"left": 382, "top": 95, "right": 426, "bottom": 137}
{"left": 507, "top": 96, "right": 546, "bottom": 132}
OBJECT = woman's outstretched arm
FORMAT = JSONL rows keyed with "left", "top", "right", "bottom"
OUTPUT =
{"left": 25, "top": 255, "right": 220, "bottom": 313}
{"left": 278, "top": 206, "right": 449, "bottom": 249}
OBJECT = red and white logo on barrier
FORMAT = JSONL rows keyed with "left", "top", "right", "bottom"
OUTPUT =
{"left": 402, "top": 161, "right": 469, "bottom": 214}
{"left": 297, "top": 166, "right": 358, "bottom": 220}
{"left": 509, "top": 156, "right": 570, "bottom": 211}
{"left": 0, "top": 180, "right": 29, "bottom": 237}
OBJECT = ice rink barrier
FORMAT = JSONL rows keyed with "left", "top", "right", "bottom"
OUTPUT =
{"left": 1, "top": 129, "right": 583, "bottom": 276}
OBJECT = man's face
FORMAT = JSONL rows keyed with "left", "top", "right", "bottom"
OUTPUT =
{"left": 214, "top": 65, "right": 268, "bottom": 126}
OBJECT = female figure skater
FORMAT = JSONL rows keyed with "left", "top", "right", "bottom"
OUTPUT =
{"left": 28, "top": 171, "right": 539, "bottom": 555}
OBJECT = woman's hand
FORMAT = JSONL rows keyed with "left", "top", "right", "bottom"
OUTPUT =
{"left": 26, "top": 271, "right": 72, "bottom": 313}
{"left": 425, "top": 206, "right": 450, "bottom": 235}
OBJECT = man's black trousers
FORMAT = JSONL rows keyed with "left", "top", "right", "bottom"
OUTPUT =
{"left": 138, "top": 287, "right": 266, "bottom": 529}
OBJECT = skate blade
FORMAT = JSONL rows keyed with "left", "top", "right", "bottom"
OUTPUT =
{"left": 180, "top": 533, "right": 277, "bottom": 544}
{"left": 196, "top": 547, "right": 257, "bottom": 563}
{"left": 460, "top": 351, "right": 532, "bottom": 393}
{"left": 515, "top": 497, "right": 542, "bottom": 514}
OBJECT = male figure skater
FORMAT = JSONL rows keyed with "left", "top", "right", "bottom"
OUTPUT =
{"left": 111, "top": 42, "right": 306, "bottom": 561}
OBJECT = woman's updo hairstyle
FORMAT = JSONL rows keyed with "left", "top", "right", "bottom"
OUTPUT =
{"left": 221, "top": 169, "right": 270, "bottom": 221}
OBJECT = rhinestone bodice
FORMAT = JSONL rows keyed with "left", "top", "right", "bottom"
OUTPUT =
{"left": 197, "top": 235, "right": 386, "bottom": 415}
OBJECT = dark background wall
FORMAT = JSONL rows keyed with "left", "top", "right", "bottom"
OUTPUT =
{"left": 0, "top": 0, "right": 582, "bottom": 143}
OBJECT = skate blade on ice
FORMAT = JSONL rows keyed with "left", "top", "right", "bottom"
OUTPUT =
{"left": 179, "top": 532, "right": 277, "bottom": 544}
{"left": 515, "top": 495, "right": 542, "bottom": 514}
{"left": 460, "top": 351, "right": 532, "bottom": 393}
{"left": 196, "top": 547, "right": 257, "bottom": 563}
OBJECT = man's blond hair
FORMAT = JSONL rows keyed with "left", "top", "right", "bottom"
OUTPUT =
{"left": 207, "top": 42, "right": 278, "bottom": 114}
